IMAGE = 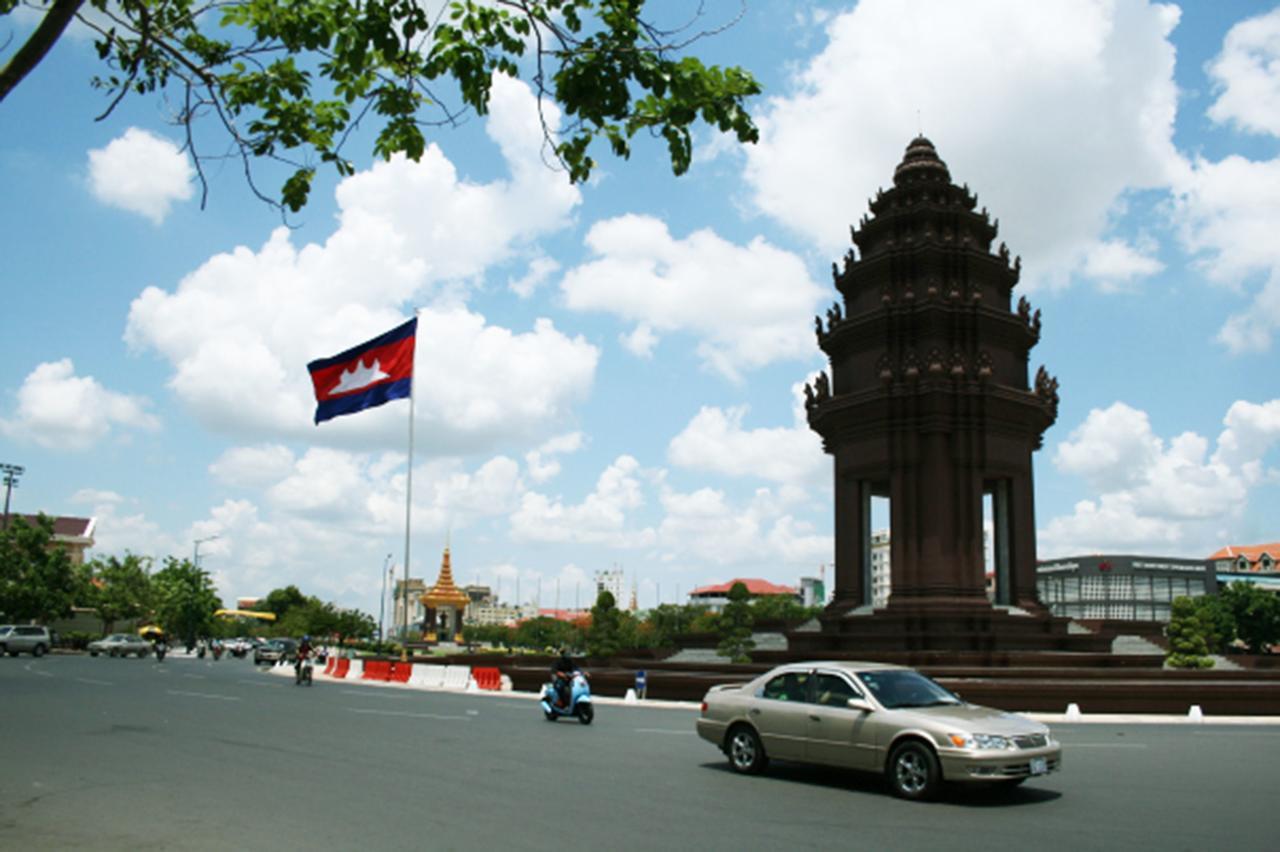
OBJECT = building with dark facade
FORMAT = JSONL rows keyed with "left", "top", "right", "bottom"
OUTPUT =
{"left": 1036, "top": 555, "right": 1216, "bottom": 622}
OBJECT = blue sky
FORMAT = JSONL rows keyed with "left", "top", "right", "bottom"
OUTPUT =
{"left": 2, "top": 0, "right": 1279, "bottom": 619}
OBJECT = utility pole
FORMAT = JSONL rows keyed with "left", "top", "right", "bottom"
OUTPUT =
{"left": 1, "top": 463, "right": 23, "bottom": 530}
{"left": 379, "top": 553, "right": 393, "bottom": 642}
{"left": 193, "top": 534, "right": 220, "bottom": 568}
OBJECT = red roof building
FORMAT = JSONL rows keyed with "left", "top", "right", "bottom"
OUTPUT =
{"left": 687, "top": 579, "right": 799, "bottom": 611}
{"left": 1208, "top": 543, "right": 1278, "bottom": 573}
{"left": 7, "top": 514, "right": 95, "bottom": 565}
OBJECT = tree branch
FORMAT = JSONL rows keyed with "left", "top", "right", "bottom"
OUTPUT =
{"left": 0, "top": 0, "right": 87, "bottom": 103}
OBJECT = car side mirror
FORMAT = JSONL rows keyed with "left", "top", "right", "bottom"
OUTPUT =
{"left": 846, "top": 697, "right": 873, "bottom": 713}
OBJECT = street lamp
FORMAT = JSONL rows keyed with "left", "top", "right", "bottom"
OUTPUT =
{"left": 193, "top": 534, "right": 220, "bottom": 568}
{"left": 1, "top": 463, "right": 23, "bottom": 530}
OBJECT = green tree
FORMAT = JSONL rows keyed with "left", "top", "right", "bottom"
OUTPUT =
{"left": 716, "top": 581, "right": 754, "bottom": 663}
{"left": 151, "top": 556, "right": 222, "bottom": 644}
{"left": 586, "top": 590, "right": 622, "bottom": 658}
{"left": 1, "top": 0, "right": 760, "bottom": 212}
{"left": 515, "top": 615, "right": 580, "bottom": 651}
{"left": 89, "top": 553, "right": 154, "bottom": 633}
{"left": 749, "top": 593, "right": 818, "bottom": 624}
{"left": 260, "top": 584, "right": 309, "bottom": 619}
{"left": 0, "top": 514, "right": 78, "bottom": 623}
{"left": 331, "top": 608, "right": 376, "bottom": 644}
{"left": 1190, "top": 594, "right": 1236, "bottom": 655}
{"left": 1165, "top": 596, "right": 1213, "bottom": 669}
{"left": 1220, "top": 582, "right": 1280, "bottom": 655}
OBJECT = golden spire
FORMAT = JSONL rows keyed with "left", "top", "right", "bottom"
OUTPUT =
{"left": 421, "top": 545, "right": 469, "bottom": 608}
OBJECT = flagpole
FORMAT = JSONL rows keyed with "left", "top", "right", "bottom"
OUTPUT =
{"left": 401, "top": 313, "right": 418, "bottom": 662}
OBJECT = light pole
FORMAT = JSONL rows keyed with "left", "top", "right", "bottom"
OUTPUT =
{"left": 379, "top": 553, "right": 393, "bottom": 642}
{"left": 193, "top": 534, "right": 220, "bottom": 568}
{"left": 1, "top": 463, "right": 23, "bottom": 530}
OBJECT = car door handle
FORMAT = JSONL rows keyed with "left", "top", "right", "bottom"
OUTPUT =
{"left": 749, "top": 708, "right": 761, "bottom": 716}
{"left": 809, "top": 714, "right": 821, "bottom": 722}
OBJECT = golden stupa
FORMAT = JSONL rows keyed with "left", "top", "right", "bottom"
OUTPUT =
{"left": 420, "top": 546, "right": 469, "bottom": 642}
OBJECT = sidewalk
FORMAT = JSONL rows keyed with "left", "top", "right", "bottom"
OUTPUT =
{"left": 266, "top": 661, "right": 1280, "bottom": 722}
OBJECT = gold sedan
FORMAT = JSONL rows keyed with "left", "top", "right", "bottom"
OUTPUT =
{"left": 696, "top": 661, "right": 1061, "bottom": 800}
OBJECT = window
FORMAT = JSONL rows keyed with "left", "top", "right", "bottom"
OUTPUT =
{"left": 813, "top": 673, "right": 861, "bottom": 707}
{"left": 760, "top": 671, "right": 810, "bottom": 702}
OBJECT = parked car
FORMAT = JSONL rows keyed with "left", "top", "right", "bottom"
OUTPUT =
{"left": 696, "top": 661, "right": 1061, "bottom": 801}
{"left": 0, "top": 625, "right": 53, "bottom": 657}
{"left": 254, "top": 638, "right": 298, "bottom": 665}
{"left": 88, "top": 633, "right": 153, "bottom": 658}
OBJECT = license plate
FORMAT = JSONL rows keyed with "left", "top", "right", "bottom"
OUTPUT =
{"left": 1029, "top": 757, "right": 1048, "bottom": 775}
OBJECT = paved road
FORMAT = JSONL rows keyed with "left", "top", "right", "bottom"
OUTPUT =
{"left": 3, "top": 654, "right": 1278, "bottom": 851}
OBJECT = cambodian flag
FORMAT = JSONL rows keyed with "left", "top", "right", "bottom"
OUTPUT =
{"left": 307, "top": 317, "right": 417, "bottom": 424}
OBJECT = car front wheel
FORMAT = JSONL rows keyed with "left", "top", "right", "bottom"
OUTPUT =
{"left": 887, "top": 740, "right": 942, "bottom": 801}
{"left": 32, "top": 644, "right": 46, "bottom": 657}
{"left": 726, "top": 725, "right": 768, "bottom": 775}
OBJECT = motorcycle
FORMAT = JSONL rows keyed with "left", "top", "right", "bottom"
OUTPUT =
{"left": 294, "top": 656, "right": 313, "bottom": 686}
{"left": 154, "top": 642, "right": 167, "bottom": 662}
{"left": 540, "top": 671, "right": 593, "bottom": 724}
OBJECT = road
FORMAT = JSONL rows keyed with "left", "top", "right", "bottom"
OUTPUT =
{"left": 3, "top": 654, "right": 1278, "bottom": 851}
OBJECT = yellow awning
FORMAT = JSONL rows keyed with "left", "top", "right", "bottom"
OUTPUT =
{"left": 214, "top": 609, "right": 278, "bottom": 622}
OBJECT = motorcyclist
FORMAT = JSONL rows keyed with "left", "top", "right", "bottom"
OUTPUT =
{"left": 551, "top": 647, "right": 577, "bottom": 709}
{"left": 296, "top": 635, "right": 313, "bottom": 675}
{"left": 154, "top": 633, "right": 168, "bottom": 660}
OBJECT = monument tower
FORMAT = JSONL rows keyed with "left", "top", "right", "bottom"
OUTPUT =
{"left": 797, "top": 137, "right": 1086, "bottom": 652}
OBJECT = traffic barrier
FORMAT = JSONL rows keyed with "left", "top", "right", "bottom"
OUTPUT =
{"left": 442, "top": 665, "right": 471, "bottom": 690}
{"left": 363, "top": 659, "right": 393, "bottom": 681}
{"left": 1188, "top": 704, "right": 1204, "bottom": 722}
{"left": 499, "top": 674, "right": 513, "bottom": 692}
{"left": 1065, "top": 703, "right": 1082, "bottom": 719}
{"left": 409, "top": 664, "right": 446, "bottom": 689}
{"left": 390, "top": 661, "right": 413, "bottom": 683}
{"left": 347, "top": 658, "right": 364, "bottom": 679}
{"left": 323, "top": 657, "right": 336, "bottom": 676}
{"left": 333, "top": 658, "right": 351, "bottom": 679}
{"left": 471, "top": 667, "right": 502, "bottom": 691}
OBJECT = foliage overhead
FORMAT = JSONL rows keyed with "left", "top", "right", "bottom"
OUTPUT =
{"left": 1, "top": 0, "right": 761, "bottom": 213}
{"left": 0, "top": 514, "right": 78, "bottom": 623}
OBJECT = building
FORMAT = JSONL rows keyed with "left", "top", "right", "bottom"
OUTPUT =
{"left": 870, "top": 530, "right": 891, "bottom": 608}
{"left": 594, "top": 568, "right": 625, "bottom": 605}
{"left": 799, "top": 576, "right": 826, "bottom": 607}
{"left": 463, "top": 584, "right": 493, "bottom": 607}
{"left": 1209, "top": 542, "right": 1280, "bottom": 594}
{"left": 1036, "top": 555, "right": 1217, "bottom": 622}
{"left": 8, "top": 514, "right": 95, "bottom": 565}
{"left": 467, "top": 602, "right": 538, "bottom": 626}
{"left": 687, "top": 579, "right": 799, "bottom": 611}
{"left": 391, "top": 578, "right": 427, "bottom": 634}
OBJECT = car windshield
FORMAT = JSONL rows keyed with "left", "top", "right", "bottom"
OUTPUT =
{"left": 856, "top": 670, "right": 962, "bottom": 709}
{"left": 0, "top": 626, "right": 12, "bottom": 637}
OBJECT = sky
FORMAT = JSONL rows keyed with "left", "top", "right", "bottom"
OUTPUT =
{"left": 2, "top": 0, "right": 1279, "bottom": 621}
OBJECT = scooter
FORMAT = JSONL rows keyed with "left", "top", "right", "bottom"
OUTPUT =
{"left": 540, "top": 671, "right": 593, "bottom": 724}
{"left": 154, "top": 642, "right": 167, "bottom": 662}
{"left": 294, "top": 656, "right": 313, "bottom": 686}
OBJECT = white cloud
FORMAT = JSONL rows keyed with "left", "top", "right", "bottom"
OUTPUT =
{"left": 210, "top": 445, "right": 298, "bottom": 489}
{"left": 1040, "top": 399, "right": 1280, "bottom": 556}
{"left": 743, "top": 0, "right": 1184, "bottom": 291}
{"left": 619, "top": 324, "right": 659, "bottom": 359}
{"left": 668, "top": 403, "right": 825, "bottom": 486}
{"left": 1082, "top": 238, "right": 1164, "bottom": 291}
{"left": 0, "top": 359, "right": 159, "bottom": 451}
{"left": 87, "top": 128, "right": 194, "bottom": 224}
{"left": 125, "top": 75, "right": 592, "bottom": 453}
{"left": 560, "top": 215, "right": 825, "bottom": 380}
{"left": 508, "top": 256, "right": 561, "bottom": 298}
{"left": 524, "top": 432, "right": 584, "bottom": 483}
{"left": 657, "top": 485, "right": 830, "bottom": 568}
{"left": 1206, "top": 8, "right": 1280, "bottom": 137}
{"left": 511, "top": 455, "right": 656, "bottom": 547}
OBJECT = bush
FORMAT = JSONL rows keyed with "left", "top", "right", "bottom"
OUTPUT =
{"left": 1166, "top": 597, "right": 1213, "bottom": 669}
{"left": 59, "top": 631, "right": 95, "bottom": 650}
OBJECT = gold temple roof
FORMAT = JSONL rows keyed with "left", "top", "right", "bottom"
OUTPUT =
{"left": 421, "top": 547, "right": 469, "bottom": 608}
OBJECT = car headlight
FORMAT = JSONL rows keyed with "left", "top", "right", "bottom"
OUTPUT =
{"left": 948, "top": 733, "right": 1014, "bottom": 750}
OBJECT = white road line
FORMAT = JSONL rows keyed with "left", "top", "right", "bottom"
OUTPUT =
{"left": 75, "top": 677, "right": 114, "bottom": 686}
{"left": 167, "top": 690, "right": 241, "bottom": 702}
{"left": 347, "top": 708, "right": 470, "bottom": 721}
{"left": 635, "top": 728, "right": 696, "bottom": 735}
{"left": 341, "top": 690, "right": 409, "bottom": 699}
{"left": 239, "top": 679, "right": 282, "bottom": 688}
{"left": 183, "top": 674, "right": 207, "bottom": 680}
{"left": 24, "top": 664, "right": 54, "bottom": 677}
{"left": 1062, "top": 743, "right": 1148, "bottom": 748}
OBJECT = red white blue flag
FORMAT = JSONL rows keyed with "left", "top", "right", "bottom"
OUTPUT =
{"left": 307, "top": 317, "right": 417, "bottom": 424}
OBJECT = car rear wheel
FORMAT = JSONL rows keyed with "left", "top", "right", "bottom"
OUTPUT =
{"left": 90, "top": 651, "right": 99, "bottom": 657}
{"left": 887, "top": 740, "right": 941, "bottom": 801}
{"left": 726, "top": 725, "right": 768, "bottom": 775}
{"left": 32, "top": 644, "right": 46, "bottom": 657}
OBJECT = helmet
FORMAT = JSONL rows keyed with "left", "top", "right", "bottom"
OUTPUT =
{"left": 302, "top": 635, "right": 310, "bottom": 642}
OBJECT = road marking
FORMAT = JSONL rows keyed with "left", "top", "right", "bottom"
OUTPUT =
{"left": 635, "top": 728, "right": 696, "bottom": 735}
{"left": 341, "top": 690, "right": 409, "bottom": 699}
{"left": 75, "top": 677, "right": 113, "bottom": 686}
{"left": 466, "top": 710, "right": 480, "bottom": 716}
{"left": 23, "top": 664, "right": 54, "bottom": 677}
{"left": 167, "top": 690, "right": 241, "bottom": 702}
{"left": 238, "top": 679, "right": 282, "bottom": 688}
{"left": 1062, "top": 743, "right": 1148, "bottom": 748}
{"left": 347, "top": 708, "right": 470, "bottom": 721}
{"left": 183, "top": 674, "right": 207, "bottom": 680}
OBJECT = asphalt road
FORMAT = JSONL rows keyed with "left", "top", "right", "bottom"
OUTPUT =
{"left": 3, "top": 654, "right": 1278, "bottom": 851}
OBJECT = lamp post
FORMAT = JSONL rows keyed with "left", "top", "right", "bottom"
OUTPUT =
{"left": 379, "top": 553, "right": 393, "bottom": 642}
{"left": 193, "top": 534, "right": 220, "bottom": 568}
{"left": 1, "top": 463, "right": 23, "bottom": 530}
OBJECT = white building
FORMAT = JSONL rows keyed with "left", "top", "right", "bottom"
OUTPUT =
{"left": 871, "top": 526, "right": 994, "bottom": 608}
{"left": 594, "top": 568, "right": 625, "bottom": 605}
